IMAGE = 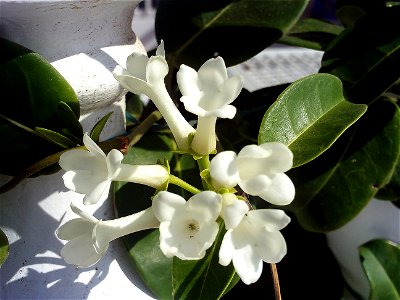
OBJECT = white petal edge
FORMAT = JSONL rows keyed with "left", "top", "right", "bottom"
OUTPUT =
{"left": 152, "top": 191, "right": 186, "bottom": 222}
{"left": 258, "top": 173, "right": 295, "bottom": 205}
{"left": 209, "top": 151, "right": 239, "bottom": 188}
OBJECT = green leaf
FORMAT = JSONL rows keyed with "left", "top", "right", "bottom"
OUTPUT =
{"left": 359, "top": 239, "right": 400, "bottom": 300}
{"left": 34, "top": 127, "right": 77, "bottom": 149}
{"left": 90, "top": 112, "right": 113, "bottom": 142}
{"left": 376, "top": 157, "right": 400, "bottom": 201}
{"left": 335, "top": 0, "right": 387, "bottom": 27}
{"left": 279, "top": 18, "right": 344, "bottom": 50}
{"left": 258, "top": 73, "right": 367, "bottom": 167}
{"left": 321, "top": 6, "right": 400, "bottom": 104}
{"left": 0, "top": 229, "right": 9, "bottom": 267}
{"left": 0, "top": 38, "right": 79, "bottom": 175}
{"left": 172, "top": 221, "right": 238, "bottom": 300}
{"left": 289, "top": 100, "right": 400, "bottom": 231}
{"left": 57, "top": 101, "right": 83, "bottom": 141}
{"left": 155, "top": 0, "right": 308, "bottom": 68}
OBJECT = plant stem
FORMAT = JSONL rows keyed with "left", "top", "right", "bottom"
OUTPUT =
{"left": 270, "top": 263, "right": 282, "bottom": 300}
{"left": 168, "top": 174, "right": 201, "bottom": 195}
{"left": 196, "top": 155, "right": 210, "bottom": 172}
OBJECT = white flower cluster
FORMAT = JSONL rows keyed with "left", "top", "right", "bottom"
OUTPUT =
{"left": 56, "top": 42, "right": 295, "bottom": 285}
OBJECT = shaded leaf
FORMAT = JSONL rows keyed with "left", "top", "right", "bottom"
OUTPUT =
{"left": 90, "top": 112, "right": 113, "bottom": 142}
{"left": 359, "top": 239, "right": 400, "bottom": 300}
{"left": 376, "top": 158, "right": 400, "bottom": 201}
{"left": 258, "top": 73, "right": 367, "bottom": 167}
{"left": 57, "top": 101, "right": 83, "bottom": 141}
{"left": 0, "top": 229, "right": 9, "bottom": 267}
{"left": 34, "top": 127, "right": 77, "bottom": 149}
{"left": 321, "top": 6, "right": 400, "bottom": 104}
{"left": 335, "top": 0, "right": 387, "bottom": 27}
{"left": 289, "top": 100, "right": 400, "bottom": 231}
{"left": 155, "top": 0, "right": 308, "bottom": 68}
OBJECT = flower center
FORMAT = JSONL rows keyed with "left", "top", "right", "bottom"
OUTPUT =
{"left": 186, "top": 219, "right": 200, "bottom": 238}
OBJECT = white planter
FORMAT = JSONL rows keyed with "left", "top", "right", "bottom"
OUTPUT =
{"left": 0, "top": 1, "right": 155, "bottom": 299}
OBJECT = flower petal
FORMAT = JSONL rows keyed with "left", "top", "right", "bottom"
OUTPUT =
{"left": 221, "top": 194, "right": 249, "bottom": 230}
{"left": 238, "top": 174, "right": 271, "bottom": 195}
{"left": 253, "top": 230, "right": 287, "bottom": 263}
{"left": 126, "top": 52, "right": 149, "bottom": 80}
{"left": 106, "top": 149, "right": 123, "bottom": 177}
{"left": 62, "top": 170, "right": 106, "bottom": 194}
{"left": 146, "top": 56, "right": 169, "bottom": 86}
{"left": 187, "top": 191, "right": 222, "bottom": 221}
{"left": 156, "top": 40, "right": 165, "bottom": 57}
{"left": 83, "top": 180, "right": 111, "bottom": 205}
{"left": 220, "top": 75, "right": 244, "bottom": 104}
{"left": 56, "top": 219, "right": 94, "bottom": 240}
{"left": 152, "top": 191, "right": 186, "bottom": 222}
{"left": 70, "top": 202, "right": 98, "bottom": 222}
{"left": 219, "top": 229, "right": 234, "bottom": 266}
{"left": 232, "top": 244, "right": 263, "bottom": 285}
{"left": 83, "top": 133, "right": 106, "bottom": 158}
{"left": 59, "top": 149, "right": 95, "bottom": 171}
{"left": 209, "top": 151, "right": 239, "bottom": 188}
{"left": 205, "top": 104, "right": 236, "bottom": 119}
{"left": 259, "top": 142, "right": 293, "bottom": 173}
{"left": 198, "top": 57, "right": 227, "bottom": 90}
{"left": 258, "top": 173, "right": 295, "bottom": 205}
{"left": 177, "top": 64, "right": 201, "bottom": 96}
{"left": 246, "top": 209, "right": 291, "bottom": 232}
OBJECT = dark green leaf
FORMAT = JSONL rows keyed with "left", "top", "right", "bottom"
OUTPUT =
{"left": 321, "top": 7, "right": 400, "bottom": 104}
{"left": 335, "top": 0, "right": 387, "bottom": 27}
{"left": 0, "top": 229, "right": 9, "bottom": 267}
{"left": 258, "top": 73, "right": 367, "bottom": 167}
{"left": 155, "top": 0, "right": 308, "bottom": 68}
{"left": 376, "top": 158, "right": 400, "bottom": 201}
{"left": 90, "top": 112, "right": 113, "bottom": 142}
{"left": 34, "top": 127, "right": 77, "bottom": 149}
{"left": 289, "top": 100, "right": 400, "bottom": 231}
{"left": 0, "top": 38, "right": 79, "bottom": 175}
{"left": 172, "top": 221, "right": 238, "bottom": 300}
{"left": 57, "top": 101, "right": 83, "bottom": 140}
{"left": 359, "top": 239, "right": 400, "bottom": 300}
{"left": 279, "top": 18, "right": 344, "bottom": 50}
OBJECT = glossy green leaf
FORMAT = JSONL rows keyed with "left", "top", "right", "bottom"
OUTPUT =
{"left": 172, "top": 221, "right": 238, "bottom": 300}
{"left": 289, "top": 100, "right": 400, "bottom": 231}
{"left": 279, "top": 18, "right": 343, "bottom": 50}
{"left": 57, "top": 101, "right": 83, "bottom": 141}
{"left": 375, "top": 158, "right": 400, "bottom": 201}
{"left": 90, "top": 112, "right": 113, "bottom": 142}
{"left": 258, "top": 73, "right": 367, "bottom": 167}
{"left": 359, "top": 239, "right": 400, "bottom": 300}
{"left": 155, "top": 0, "right": 308, "bottom": 68}
{"left": 321, "top": 6, "right": 400, "bottom": 104}
{"left": 0, "top": 38, "right": 79, "bottom": 175}
{"left": 34, "top": 127, "right": 76, "bottom": 149}
{"left": 0, "top": 229, "right": 9, "bottom": 267}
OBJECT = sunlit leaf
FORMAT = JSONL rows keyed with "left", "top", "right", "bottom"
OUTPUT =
{"left": 0, "top": 229, "right": 9, "bottom": 267}
{"left": 90, "top": 112, "right": 113, "bottom": 142}
{"left": 258, "top": 73, "right": 367, "bottom": 167}
{"left": 359, "top": 239, "right": 400, "bottom": 300}
{"left": 34, "top": 127, "right": 77, "bottom": 149}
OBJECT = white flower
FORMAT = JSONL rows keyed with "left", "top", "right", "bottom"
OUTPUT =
{"left": 209, "top": 143, "right": 295, "bottom": 205}
{"left": 177, "top": 57, "right": 243, "bottom": 155}
{"left": 113, "top": 41, "right": 195, "bottom": 151}
{"left": 56, "top": 203, "right": 159, "bottom": 267}
{"left": 152, "top": 191, "right": 222, "bottom": 260}
{"left": 59, "top": 133, "right": 169, "bottom": 205}
{"left": 219, "top": 205, "right": 291, "bottom": 285}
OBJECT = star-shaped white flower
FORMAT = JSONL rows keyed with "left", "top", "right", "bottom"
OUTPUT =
{"left": 210, "top": 142, "right": 295, "bottom": 205}
{"left": 218, "top": 199, "right": 291, "bottom": 285}
{"left": 177, "top": 56, "right": 243, "bottom": 155}
{"left": 113, "top": 41, "right": 195, "bottom": 151}
{"left": 59, "top": 133, "right": 169, "bottom": 205}
{"left": 152, "top": 191, "right": 222, "bottom": 260}
{"left": 56, "top": 203, "right": 159, "bottom": 267}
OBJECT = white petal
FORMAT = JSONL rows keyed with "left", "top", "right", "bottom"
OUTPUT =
{"left": 177, "top": 64, "right": 201, "bottom": 96}
{"left": 59, "top": 149, "right": 94, "bottom": 171}
{"left": 246, "top": 209, "right": 291, "bottom": 231}
{"left": 106, "top": 149, "right": 123, "bottom": 177}
{"left": 219, "top": 229, "right": 234, "bottom": 266}
{"left": 187, "top": 191, "right": 222, "bottom": 221}
{"left": 205, "top": 104, "right": 236, "bottom": 119}
{"left": 62, "top": 170, "right": 106, "bottom": 194}
{"left": 70, "top": 202, "right": 98, "bottom": 222}
{"left": 56, "top": 219, "right": 94, "bottom": 240}
{"left": 232, "top": 244, "right": 263, "bottom": 285}
{"left": 258, "top": 173, "right": 295, "bottom": 205}
{"left": 259, "top": 142, "right": 293, "bottom": 172}
{"left": 221, "top": 194, "right": 249, "bottom": 230}
{"left": 198, "top": 57, "right": 227, "bottom": 90}
{"left": 180, "top": 95, "right": 205, "bottom": 116}
{"left": 152, "top": 191, "right": 186, "bottom": 222}
{"left": 113, "top": 70, "right": 151, "bottom": 95}
{"left": 156, "top": 40, "right": 165, "bottom": 57}
{"left": 83, "top": 180, "right": 111, "bottom": 205}
{"left": 115, "top": 164, "right": 169, "bottom": 188}
{"left": 238, "top": 174, "right": 271, "bottom": 195}
{"left": 83, "top": 133, "right": 105, "bottom": 158}
{"left": 253, "top": 230, "right": 287, "bottom": 263}
{"left": 209, "top": 151, "right": 239, "bottom": 188}
{"left": 146, "top": 56, "right": 169, "bottom": 86}
{"left": 60, "top": 234, "right": 105, "bottom": 268}
{"left": 126, "top": 52, "right": 149, "bottom": 80}
{"left": 220, "top": 75, "right": 243, "bottom": 104}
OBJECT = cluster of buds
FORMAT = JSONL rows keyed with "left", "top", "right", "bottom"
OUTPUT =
{"left": 56, "top": 42, "right": 295, "bottom": 285}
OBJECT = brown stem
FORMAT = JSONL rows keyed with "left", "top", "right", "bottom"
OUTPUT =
{"left": 270, "top": 263, "right": 282, "bottom": 300}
